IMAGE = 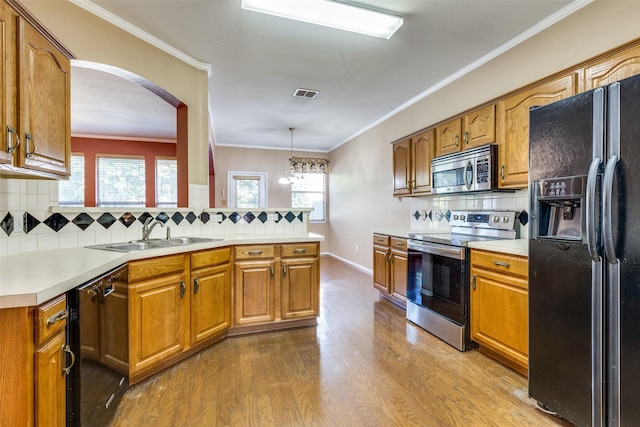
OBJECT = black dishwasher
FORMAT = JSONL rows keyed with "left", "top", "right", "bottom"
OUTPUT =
{"left": 67, "top": 264, "right": 129, "bottom": 426}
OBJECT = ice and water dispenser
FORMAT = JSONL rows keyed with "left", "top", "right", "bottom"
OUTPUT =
{"left": 532, "top": 176, "right": 587, "bottom": 242}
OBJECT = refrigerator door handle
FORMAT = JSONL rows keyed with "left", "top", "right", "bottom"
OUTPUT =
{"left": 586, "top": 158, "right": 601, "bottom": 261}
{"left": 603, "top": 155, "right": 619, "bottom": 263}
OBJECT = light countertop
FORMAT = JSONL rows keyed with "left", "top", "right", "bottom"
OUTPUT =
{"left": 467, "top": 239, "right": 528, "bottom": 257}
{"left": 0, "top": 233, "right": 324, "bottom": 309}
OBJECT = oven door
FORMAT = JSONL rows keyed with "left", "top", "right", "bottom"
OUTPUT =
{"left": 406, "top": 240, "right": 472, "bottom": 351}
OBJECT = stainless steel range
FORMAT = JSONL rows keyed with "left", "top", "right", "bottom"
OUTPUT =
{"left": 406, "top": 210, "right": 519, "bottom": 351}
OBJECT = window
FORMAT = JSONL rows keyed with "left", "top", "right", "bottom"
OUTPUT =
{"left": 97, "top": 156, "right": 146, "bottom": 207}
{"left": 156, "top": 158, "right": 177, "bottom": 207}
{"left": 292, "top": 173, "right": 326, "bottom": 221}
{"left": 59, "top": 154, "right": 85, "bottom": 206}
{"left": 228, "top": 172, "right": 267, "bottom": 208}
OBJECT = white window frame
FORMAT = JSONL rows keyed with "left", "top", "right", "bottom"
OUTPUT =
{"left": 291, "top": 173, "right": 326, "bottom": 222}
{"left": 227, "top": 171, "right": 268, "bottom": 208}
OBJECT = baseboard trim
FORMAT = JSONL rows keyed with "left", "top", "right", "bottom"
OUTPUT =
{"left": 321, "top": 252, "right": 372, "bottom": 275}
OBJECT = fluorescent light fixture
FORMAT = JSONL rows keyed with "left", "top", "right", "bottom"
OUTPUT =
{"left": 241, "top": 0, "right": 403, "bottom": 39}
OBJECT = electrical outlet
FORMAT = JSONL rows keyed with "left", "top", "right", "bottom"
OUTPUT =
{"left": 13, "top": 211, "right": 25, "bottom": 235}
{"left": 267, "top": 214, "right": 278, "bottom": 221}
{"left": 355, "top": 244, "right": 359, "bottom": 252}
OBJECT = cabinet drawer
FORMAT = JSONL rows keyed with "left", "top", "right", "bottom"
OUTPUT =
{"left": 281, "top": 242, "right": 318, "bottom": 258}
{"left": 235, "top": 244, "right": 276, "bottom": 260}
{"left": 35, "top": 295, "right": 67, "bottom": 345}
{"left": 373, "top": 234, "right": 390, "bottom": 246}
{"left": 129, "top": 254, "right": 187, "bottom": 282}
{"left": 471, "top": 250, "right": 528, "bottom": 278}
{"left": 191, "top": 246, "right": 231, "bottom": 269}
{"left": 390, "top": 237, "right": 407, "bottom": 252}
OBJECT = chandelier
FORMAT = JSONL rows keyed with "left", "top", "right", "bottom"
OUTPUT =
{"left": 278, "top": 127, "right": 303, "bottom": 184}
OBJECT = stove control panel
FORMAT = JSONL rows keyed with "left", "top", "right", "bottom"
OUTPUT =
{"left": 450, "top": 211, "right": 517, "bottom": 230}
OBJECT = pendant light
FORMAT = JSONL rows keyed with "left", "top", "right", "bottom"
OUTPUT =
{"left": 278, "top": 127, "right": 302, "bottom": 184}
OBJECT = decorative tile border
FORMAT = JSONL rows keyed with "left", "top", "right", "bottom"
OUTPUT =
{"left": 0, "top": 210, "right": 307, "bottom": 237}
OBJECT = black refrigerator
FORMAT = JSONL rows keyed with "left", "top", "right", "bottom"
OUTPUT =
{"left": 528, "top": 73, "right": 640, "bottom": 427}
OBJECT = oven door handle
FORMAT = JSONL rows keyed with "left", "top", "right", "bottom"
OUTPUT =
{"left": 408, "top": 241, "right": 465, "bottom": 260}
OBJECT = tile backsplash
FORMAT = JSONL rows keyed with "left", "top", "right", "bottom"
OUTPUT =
{"left": 408, "top": 190, "right": 530, "bottom": 238}
{"left": 0, "top": 178, "right": 309, "bottom": 257}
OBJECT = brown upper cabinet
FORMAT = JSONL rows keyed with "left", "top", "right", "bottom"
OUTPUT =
{"left": 584, "top": 43, "right": 640, "bottom": 90}
{"left": 0, "top": 0, "right": 74, "bottom": 179}
{"left": 435, "top": 104, "right": 496, "bottom": 157}
{"left": 392, "top": 128, "right": 435, "bottom": 197}
{"left": 496, "top": 74, "right": 577, "bottom": 188}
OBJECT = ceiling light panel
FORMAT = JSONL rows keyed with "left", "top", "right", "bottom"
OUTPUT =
{"left": 241, "top": 0, "right": 403, "bottom": 39}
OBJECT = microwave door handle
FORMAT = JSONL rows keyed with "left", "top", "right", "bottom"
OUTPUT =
{"left": 465, "top": 160, "right": 473, "bottom": 190}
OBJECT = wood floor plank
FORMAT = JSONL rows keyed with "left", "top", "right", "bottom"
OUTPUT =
{"left": 109, "top": 256, "right": 571, "bottom": 427}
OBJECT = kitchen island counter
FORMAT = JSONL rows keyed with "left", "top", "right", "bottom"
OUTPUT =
{"left": 0, "top": 233, "right": 324, "bottom": 308}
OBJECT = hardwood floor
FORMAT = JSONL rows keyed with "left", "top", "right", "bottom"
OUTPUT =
{"left": 109, "top": 256, "right": 570, "bottom": 427}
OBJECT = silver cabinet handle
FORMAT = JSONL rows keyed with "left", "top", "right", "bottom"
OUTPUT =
{"left": 248, "top": 250, "right": 263, "bottom": 256}
{"left": 293, "top": 248, "right": 307, "bottom": 254}
{"left": 62, "top": 344, "right": 76, "bottom": 376}
{"left": 6, "top": 126, "right": 19, "bottom": 154}
{"left": 269, "top": 266, "right": 274, "bottom": 280}
{"left": 464, "top": 131, "right": 469, "bottom": 145}
{"left": 46, "top": 309, "right": 68, "bottom": 327}
{"left": 283, "top": 265, "right": 287, "bottom": 277}
{"left": 500, "top": 165, "right": 505, "bottom": 180}
{"left": 24, "top": 133, "right": 36, "bottom": 158}
{"left": 493, "top": 260, "right": 510, "bottom": 268}
{"left": 471, "top": 274, "right": 477, "bottom": 290}
{"left": 193, "top": 277, "right": 200, "bottom": 294}
{"left": 454, "top": 135, "right": 459, "bottom": 147}
{"left": 179, "top": 281, "right": 186, "bottom": 298}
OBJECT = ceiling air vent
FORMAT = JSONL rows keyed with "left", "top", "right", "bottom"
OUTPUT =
{"left": 293, "top": 88, "right": 319, "bottom": 99}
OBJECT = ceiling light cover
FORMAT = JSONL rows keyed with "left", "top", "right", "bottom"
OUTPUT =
{"left": 241, "top": 0, "right": 403, "bottom": 39}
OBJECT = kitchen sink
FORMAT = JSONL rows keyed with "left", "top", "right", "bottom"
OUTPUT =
{"left": 87, "top": 237, "right": 223, "bottom": 253}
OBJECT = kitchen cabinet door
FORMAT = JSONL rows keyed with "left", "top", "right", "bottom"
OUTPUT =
{"left": 0, "top": 2, "right": 10, "bottom": 166}
{"left": 497, "top": 74, "right": 576, "bottom": 188}
{"left": 470, "top": 250, "right": 528, "bottom": 375}
{"left": 389, "top": 238, "right": 408, "bottom": 302}
{"left": 281, "top": 257, "right": 318, "bottom": 319}
{"left": 584, "top": 43, "right": 640, "bottom": 90}
{"left": 435, "top": 118, "right": 462, "bottom": 157}
{"left": 234, "top": 260, "right": 276, "bottom": 326}
{"left": 16, "top": 17, "right": 71, "bottom": 176}
{"left": 100, "top": 281, "right": 129, "bottom": 374}
{"left": 128, "top": 273, "right": 187, "bottom": 375}
{"left": 392, "top": 138, "right": 411, "bottom": 196}
{"left": 373, "top": 242, "right": 390, "bottom": 293}
{"left": 463, "top": 104, "right": 495, "bottom": 149}
{"left": 34, "top": 329, "right": 67, "bottom": 427}
{"left": 411, "top": 129, "right": 434, "bottom": 195}
{"left": 191, "top": 263, "right": 231, "bottom": 345}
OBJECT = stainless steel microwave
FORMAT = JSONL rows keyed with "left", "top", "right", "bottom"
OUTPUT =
{"left": 431, "top": 144, "right": 498, "bottom": 194}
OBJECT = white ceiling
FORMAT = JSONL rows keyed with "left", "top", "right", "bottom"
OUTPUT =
{"left": 72, "top": 0, "right": 580, "bottom": 152}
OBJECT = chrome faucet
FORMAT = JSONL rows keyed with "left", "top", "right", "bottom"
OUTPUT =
{"left": 142, "top": 217, "right": 164, "bottom": 240}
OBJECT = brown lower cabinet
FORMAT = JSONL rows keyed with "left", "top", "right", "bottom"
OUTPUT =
{"left": 0, "top": 294, "right": 70, "bottom": 426}
{"left": 372, "top": 233, "right": 407, "bottom": 308}
{"left": 470, "top": 249, "right": 528, "bottom": 376}
{"left": 231, "top": 242, "right": 320, "bottom": 334}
